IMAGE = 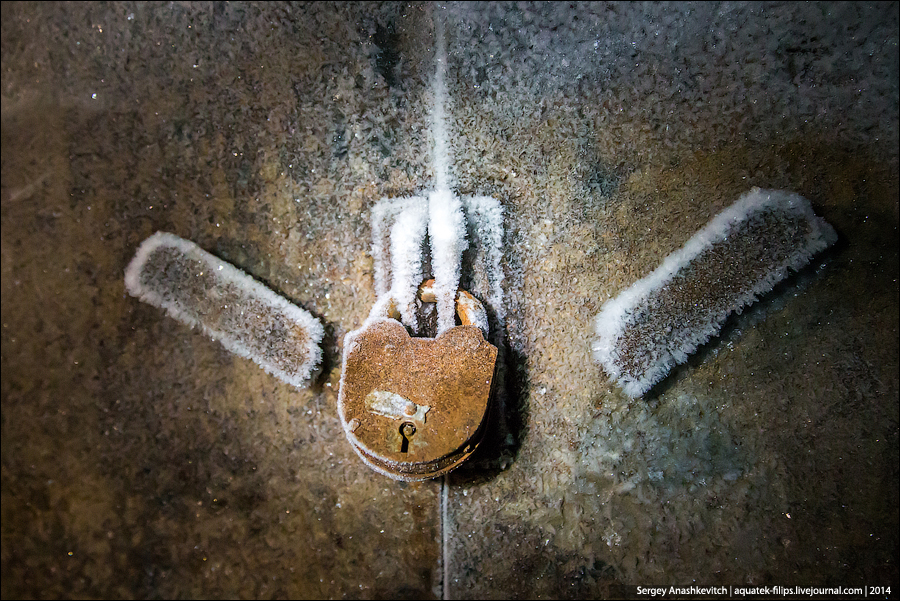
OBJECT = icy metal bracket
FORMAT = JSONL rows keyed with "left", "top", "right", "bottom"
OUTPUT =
{"left": 125, "top": 232, "right": 324, "bottom": 388}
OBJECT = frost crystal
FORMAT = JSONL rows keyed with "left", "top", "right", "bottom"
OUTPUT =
{"left": 125, "top": 232, "right": 324, "bottom": 387}
{"left": 365, "top": 7, "right": 503, "bottom": 336}
{"left": 593, "top": 188, "right": 837, "bottom": 397}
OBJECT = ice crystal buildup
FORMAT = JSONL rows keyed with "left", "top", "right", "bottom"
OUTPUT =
{"left": 593, "top": 188, "right": 837, "bottom": 397}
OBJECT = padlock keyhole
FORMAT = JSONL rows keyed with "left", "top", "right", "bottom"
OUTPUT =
{"left": 399, "top": 422, "right": 416, "bottom": 453}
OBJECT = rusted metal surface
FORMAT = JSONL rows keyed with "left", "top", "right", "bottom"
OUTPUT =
{"left": 338, "top": 288, "right": 498, "bottom": 481}
{"left": 419, "top": 279, "right": 486, "bottom": 329}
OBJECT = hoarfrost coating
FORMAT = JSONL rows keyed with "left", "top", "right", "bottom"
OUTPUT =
{"left": 369, "top": 194, "right": 504, "bottom": 336}
{"left": 389, "top": 198, "right": 429, "bottom": 330}
{"left": 364, "top": 6, "right": 504, "bottom": 337}
{"left": 429, "top": 188, "right": 467, "bottom": 333}
{"left": 463, "top": 196, "right": 506, "bottom": 327}
{"left": 125, "top": 232, "right": 325, "bottom": 388}
{"left": 593, "top": 188, "right": 838, "bottom": 397}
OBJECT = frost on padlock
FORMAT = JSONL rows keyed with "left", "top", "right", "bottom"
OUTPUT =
{"left": 339, "top": 7, "right": 505, "bottom": 481}
{"left": 338, "top": 288, "right": 498, "bottom": 481}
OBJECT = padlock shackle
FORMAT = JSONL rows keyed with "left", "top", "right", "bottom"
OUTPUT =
{"left": 366, "top": 280, "right": 489, "bottom": 336}
{"left": 418, "top": 279, "right": 488, "bottom": 332}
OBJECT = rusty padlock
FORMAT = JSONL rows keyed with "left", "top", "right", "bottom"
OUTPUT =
{"left": 338, "top": 280, "right": 498, "bottom": 481}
